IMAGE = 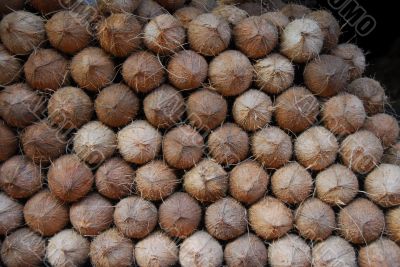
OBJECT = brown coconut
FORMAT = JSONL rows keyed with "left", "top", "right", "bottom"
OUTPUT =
{"left": 155, "top": 0, "right": 185, "bottom": 11}
{"left": 312, "top": 236, "right": 357, "bottom": 267}
{"left": 114, "top": 196, "right": 158, "bottom": 239}
{"left": 306, "top": 10, "right": 340, "bottom": 51}
{"left": 0, "top": 0, "right": 24, "bottom": 15}
{"left": 136, "top": 0, "right": 165, "bottom": 23}
{"left": 281, "top": 3, "right": 311, "bottom": 20}
{"left": 0, "top": 44, "right": 21, "bottom": 86}
{"left": 0, "top": 192, "right": 23, "bottom": 236}
{"left": 0, "top": 120, "right": 18, "bottom": 162}
{"left": 212, "top": 5, "right": 248, "bottom": 26}
{"left": 358, "top": 238, "right": 400, "bottom": 267}
{"left": 364, "top": 113, "right": 399, "bottom": 147}
{"left": 99, "top": 0, "right": 141, "bottom": 14}
{"left": 174, "top": 6, "right": 204, "bottom": 28}
{"left": 331, "top": 43, "right": 366, "bottom": 81}
{"left": 29, "top": 0, "right": 76, "bottom": 14}
{"left": 159, "top": 192, "right": 202, "bottom": 238}
{"left": 347, "top": 77, "right": 386, "bottom": 114}
{"left": 268, "top": 234, "right": 311, "bottom": 267}
{"left": 386, "top": 207, "right": 400, "bottom": 243}
{"left": 261, "top": 11, "right": 290, "bottom": 33}
{"left": 384, "top": 142, "right": 400, "bottom": 165}
{"left": 48, "top": 154, "right": 94, "bottom": 202}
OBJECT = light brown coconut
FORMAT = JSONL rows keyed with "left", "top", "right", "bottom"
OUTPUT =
{"left": 95, "top": 157, "right": 135, "bottom": 200}
{"left": 224, "top": 233, "right": 268, "bottom": 267}
{"left": 212, "top": 5, "right": 248, "bottom": 26}
{"left": 306, "top": 10, "right": 340, "bottom": 51}
{"left": 187, "top": 88, "right": 228, "bottom": 131}
{"left": 0, "top": 192, "right": 23, "bottom": 236}
{"left": 143, "top": 84, "right": 185, "bottom": 128}
{"left": 179, "top": 231, "right": 223, "bottom": 267}
{"left": 364, "top": 113, "right": 399, "bottom": 147}
{"left": 71, "top": 47, "right": 115, "bottom": 92}
{"left": 0, "top": 83, "right": 45, "bottom": 128}
{"left": 163, "top": 125, "right": 204, "bottom": 169}
{"left": 29, "top": 0, "right": 76, "bottom": 14}
{"left": 281, "top": 18, "right": 324, "bottom": 63}
{"left": 0, "top": 155, "right": 42, "bottom": 199}
{"left": 122, "top": 51, "right": 165, "bottom": 93}
{"left": 174, "top": 6, "right": 204, "bottom": 28}
{"left": 254, "top": 53, "right": 295, "bottom": 94}
{"left": 99, "top": 0, "right": 141, "bottom": 14}
{"left": 268, "top": 234, "right": 311, "bottom": 267}
{"left": 155, "top": 0, "right": 185, "bottom": 11}
{"left": 114, "top": 196, "right": 158, "bottom": 239}
{"left": 208, "top": 123, "right": 249, "bottom": 165}
{"left": 209, "top": 50, "right": 253, "bottom": 96}
{"left": 281, "top": 3, "right": 311, "bottom": 20}
{"left": 136, "top": 0, "right": 165, "bottom": 23}
{"left": 316, "top": 164, "right": 359, "bottom": 206}
{"left": 98, "top": 13, "right": 142, "bottom": 57}
{"left": 135, "top": 232, "right": 178, "bottom": 267}
{"left": 252, "top": 126, "right": 293, "bottom": 169}
{"left": 48, "top": 154, "right": 94, "bottom": 202}
{"left": 135, "top": 160, "right": 178, "bottom": 201}
{"left": 0, "top": 0, "right": 24, "bottom": 15}
{"left": 261, "top": 11, "right": 290, "bottom": 33}
{"left": 0, "top": 44, "right": 21, "bottom": 86}
{"left": 159, "top": 192, "right": 202, "bottom": 238}
{"left": 46, "top": 229, "right": 90, "bottom": 267}
{"left": 304, "top": 54, "right": 350, "bottom": 97}
{"left": 386, "top": 207, "right": 400, "bottom": 243}
{"left": 48, "top": 86, "right": 94, "bottom": 129}
{"left": 322, "top": 93, "right": 366, "bottom": 135}
{"left": 90, "top": 228, "right": 135, "bottom": 267}
{"left": 346, "top": 77, "right": 386, "bottom": 114}
{"left": 340, "top": 130, "right": 384, "bottom": 174}
{"left": 383, "top": 142, "right": 400, "bottom": 165}
{"left": 23, "top": 190, "right": 69, "bottom": 237}
{"left": 274, "top": 86, "right": 320, "bottom": 133}
{"left": 167, "top": 50, "right": 208, "bottom": 91}
{"left": 0, "top": 228, "right": 45, "bottom": 267}
{"left": 331, "top": 43, "right": 366, "bottom": 81}
{"left": 312, "top": 236, "right": 357, "bottom": 267}
{"left": 188, "top": 13, "right": 231, "bottom": 56}
{"left": 249, "top": 197, "right": 293, "bottom": 240}
{"left": 338, "top": 198, "right": 385, "bottom": 244}
{"left": 183, "top": 159, "right": 228, "bottom": 203}
{"left": 117, "top": 120, "right": 162, "bottom": 165}
{"left": 0, "top": 120, "right": 17, "bottom": 162}
{"left": 0, "top": 11, "right": 45, "bottom": 55}
{"left": 233, "top": 89, "right": 273, "bottom": 131}
{"left": 358, "top": 238, "right": 400, "bottom": 267}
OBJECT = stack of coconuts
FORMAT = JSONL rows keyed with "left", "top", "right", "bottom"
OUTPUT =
{"left": 0, "top": 0, "right": 399, "bottom": 266}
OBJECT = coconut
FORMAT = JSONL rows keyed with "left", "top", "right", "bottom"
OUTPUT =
{"left": 212, "top": 5, "right": 248, "bottom": 26}
{"left": 46, "top": 229, "right": 90, "bottom": 267}
{"left": 71, "top": 47, "right": 115, "bottom": 92}
{"left": 174, "top": 6, "right": 204, "bottom": 28}
{"left": 143, "top": 85, "right": 185, "bottom": 129}
{"left": 338, "top": 198, "right": 385, "bottom": 244}
{"left": 0, "top": 120, "right": 17, "bottom": 162}
{"left": 271, "top": 162, "right": 313, "bottom": 205}
{"left": 48, "top": 154, "right": 94, "bottom": 202}
{"left": 268, "top": 234, "right": 311, "bottom": 267}
{"left": 159, "top": 192, "right": 202, "bottom": 238}
{"left": 136, "top": 160, "right": 178, "bottom": 201}
{"left": 315, "top": 164, "right": 359, "bottom": 206}
{"left": 0, "top": 44, "right": 21, "bottom": 86}
{"left": 24, "top": 190, "right": 69, "bottom": 237}
{"left": 29, "top": 0, "right": 76, "bottom": 14}
{"left": 179, "top": 231, "right": 223, "bottom": 267}
{"left": 98, "top": 13, "right": 142, "bottom": 57}
{"left": 188, "top": 13, "right": 231, "bottom": 56}
{"left": 48, "top": 86, "right": 94, "bottom": 129}
{"left": 0, "top": 192, "right": 23, "bottom": 236}
{"left": 340, "top": 130, "right": 384, "bottom": 174}
{"left": 312, "top": 236, "right": 357, "bottom": 267}
{"left": 95, "top": 83, "right": 140, "bottom": 128}
{"left": 358, "top": 238, "right": 400, "bottom": 267}
{"left": 0, "top": 228, "right": 45, "bottom": 267}
{"left": 99, "top": 0, "right": 141, "bottom": 14}
{"left": 122, "top": 51, "right": 165, "bottom": 93}
{"left": 331, "top": 43, "right": 366, "bottom": 81}
{"left": 254, "top": 53, "right": 294, "bottom": 95}
{"left": 187, "top": 88, "right": 228, "bottom": 131}
{"left": 229, "top": 161, "right": 269, "bottom": 205}
{"left": 249, "top": 197, "right": 293, "bottom": 240}
{"left": 90, "top": 228, "right": 135, "bottom": 267}
{"left": 0, "top": 155, "right": 42, "bottom": 199}
{"left": 383, "top": 142, "right": 400, "bottom": 165}
{"left": 322, "top": 93, "right": 366, "bottom": 135}
{"left": 209, "top": 50, "right": 253, "bottom": 96}
{"left": 0, "top": 0, "right": 24, "bottom": 15}
{"left": 0, "top": 83, "right": 45, "bottom": 128}
{"left": 261, "top": 11, "right": 290, "bottom": 33}
{"left": 155, "top": 0, "right": 185, "bottom": 11}
{"left": 95, "top": 157, "right": 135, "bottom": 200}
{"left": 136, "top": 0, "right": 165, "bottom": 23}
{"left": 183, "top": 159, "right": 228, "bottom": 203}
{"left": 252, "top": 126, "right": 293, "bottom": 169}
{"left": 238, "top": 2, "right": 266, "bottom": 16}
{"left": 135, "top": 232, "right": 178, "bottom": 267}
{"left": 0, "top": 11, "right": 45, "bottom": 55}
{"left": 114, "top": 196, "right": 158, "bottom": 239}
{"left": 364, "top": 113, "right": 399, "bottom": 147}
{"left": 117, "top": 120, "right": 162, "bottom": 165}
{"left": 280, "top": 3, "right": 311, "bottom": 20}
{"left": 386, "top": 207, "right": 400, "bottom": 243}
{"left": 306, "top": 10, "right": 340, "bottom": 51}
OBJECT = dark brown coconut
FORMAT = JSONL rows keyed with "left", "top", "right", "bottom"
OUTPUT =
{"left": 183, "top": 159, "right": 228, "bottom": 203}
{"left": 281, "top": 3, "right": 311, "bottom": 20}
{"left": 347, "top": 77, "right": 386, "bottom": 114}
{"left": 174, "top": 6, "right": 204, "bottom": 28}
{"left": 95, "top": 83, "right": 140, "bottom": 128}
{"left": 114, "top": 196, "right": 158, "bottom": 239}
{"left": 251, "top": 126, "right": 293, "bottom": 169}
{"left": 271, "top": 162, "right": 313, "bottom": 205}
{"left": 117, "top": 120, "right": 162, "bottom": 165}
{"left": 331, "top": 43, "right": 366, "bottom": 81}
{"left": 386, "top": 207, "right": 400, "bottom": 243}
{"left": 0, "top": 44, "right": 21, "bottom": 86}
{"left": 261, "top": 11, "right": 290, "bottom": 33}
{"left": 212, "top": 5, "right": 248, "bottom": 26}
{"left": 364, "top": 113, "right": 400, "bottom": 147}
{"left": 122, "top": 51, "right": 165, "bottom": 93}
{"left": 99, "top": 0, "right": 141, "bottom": 14}
{"left": 24, "top": 190, "right": 69, "bottom": 236}
{"left": 229, "top": 161, "right": 269, "bottom": 205}
{"left": 30, "top": 0, "right": 75, "bottom": 14}
{"left": 312, "top": 236, "right": 356, "bottom": 267}
{"left": 48, "top": 154, "right": 94, "bottom": 202}
{"left": 0, "top": 0, "right": 24, "bottom": 15}
{"left": 188, "top": 13, "right": 231, "bottom": 56}
{"left": 268, "top": 234, "right": 311, "bottom": 267}
{"left": 71, "top": 47, "right": 115, "bottom": 92}
{"left": 0, "top": 192, "right": 23, "bottom": 236}
{"left": 159, "top": 192, "right": 202, "bottom": 238}
{"left": 358, "top": 238, "right": 400, "bottom": 267}
{"left": 136, "top": 0, "right": 165, "bottom": 23}
{"left": 156, "top": 0, "right": 185, "bottom": 11}
{"left": 0, "top": 155, "right": 42, "bottom": 199}
{"left": 274, "top": 86, "right": 320, "bottom": 133}
{"left": 95, "top": 157, "right": 135, "bottom": 200}
{"left": 306, "top": 10, "right": 340, "bottom": 51}
{"left": 0, "top": 11, "right": 45, "bottom": 55}
{"left": 98, "top": 13, "right": 142, "bottom": 57}
{"left": 384, "top": 142, "right": 400, "bottom": 165}
{"left": 0, "top": 120, "right": 17, "bottom": 162}
{"left": 143, "top": 84, "right": 185, "bottom": 128}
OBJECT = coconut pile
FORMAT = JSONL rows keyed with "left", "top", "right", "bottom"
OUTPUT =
{"left": 0, "top": 0, "right": 400, "bottom": 266}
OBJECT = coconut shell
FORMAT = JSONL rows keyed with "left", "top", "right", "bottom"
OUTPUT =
{"left": 156, "top": 0, "right": 185, "bottom": 11}
{"left": 280, "top": 4, "right": 311, "bottom": 20}
{"left": 0, "top": 0, "right": 24, "bottom": 15}
{"left": 268, "top": 234, "right": 311, "bottom": 267}
{"left": 386, "top": 207, "right": 400, "bottom": 243}
{"left": 0, "top": 192, "right": 23, "bottom": 236}
{"left": 312, "top": 236, "right": 356, "bottom": 267}
{"left": 99, "top": 0, "right": 141, "bottom": 14}
{"left": 306, "top": 10, "right": 340, "bottom": 51}
{"left": 30, "top": 0, "right": 76, "bottom": 14}
{"left": 212, "top": 5, "right": 248, "bottom": 26}
{"left": 0, "top": 120, "right": 18, "bottom": 162}
{"left": 0, "top": 44, "right": 21, "bottom": 86}
{"left": 384, "top": 142, "right": 400, "bottom": 165}
{"left": 136, "top": 0, "right": 165, "bottom": 23}
{"left": 364, "top": 113, "right": 399, "bottom": 147}
{"left": 331, "top": 43, "right": 366, "bottom": 81}
{"left": 261, "top": 11, "right": 290, "bottom": 33}
{"left": 358, "top": 238, "right": 400, "bottom": 267}
{"left": 174, "top": 6, "right": 204, "bottom": 28}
